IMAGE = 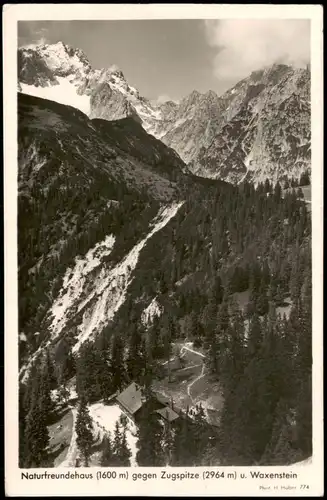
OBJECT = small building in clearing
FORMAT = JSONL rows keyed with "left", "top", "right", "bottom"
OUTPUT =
{"left": 116, "top": 382, "right": 180, "bottom": 426}
{"left": 116, "top": 382, "right": 144, "bottom": 423}
{"left": 155, "top": 406, "right": 180, "bottom": 424}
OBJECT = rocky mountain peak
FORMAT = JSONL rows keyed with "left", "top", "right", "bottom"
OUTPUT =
{"left": 183, "top": 89, "right": 202, "bottom": 103}
{"left": 20, "top": 41, "right": 91, "bottom": 77}
{"left": 107, "top": 64, "right": 125, "bottom": 79}
{"left": 190, "top": 63, "right": 310, "bottom": 184}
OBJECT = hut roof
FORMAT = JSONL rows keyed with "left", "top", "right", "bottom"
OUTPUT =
{"left": 116, "top": 382, "right": 144, "bottom": 416}
{"left": 155, "top": 406, "right": 180, "bottom": 422}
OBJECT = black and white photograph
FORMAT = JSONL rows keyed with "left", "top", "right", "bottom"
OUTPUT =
{"left": 4, "top": 4, "right": 324, "bottom": 497}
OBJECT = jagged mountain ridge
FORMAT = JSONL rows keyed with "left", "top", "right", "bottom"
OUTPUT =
{"left": 18, "top": 41, "right": 311, "bottom": 185}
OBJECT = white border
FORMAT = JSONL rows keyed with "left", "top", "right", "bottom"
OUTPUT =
{"left": 3, "top": 4, "right": 324, "bottom": 497}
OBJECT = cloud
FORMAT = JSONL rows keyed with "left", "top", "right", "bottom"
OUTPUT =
{"left": 156, "top": 94, "right": 172, "bottom": 104}
{"left": 23, "top": 36, "right": 48, "bottom": 49}
{"left": 108, "top": 64, "right": 121, "bottom": 73}
{"left": 18, "top": 23, "right": 49, "bottom": 47}
{"left": 204, "top": 19, "right": 310, "bottom": 83}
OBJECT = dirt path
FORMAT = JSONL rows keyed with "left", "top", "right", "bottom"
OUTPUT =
{"left": 181, "top": 345, "right": 205, "bottom": 358}
{"left": 178, "top": 363, "right": 202, "bottom": 372}
{"left": 187, "top": 363, "right": 206, "bottom": 403}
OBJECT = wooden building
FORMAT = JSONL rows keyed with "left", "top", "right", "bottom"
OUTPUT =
{"left": 116, "top": 382, "right": 145, "bottom": 423}
{"left": 116, "top": 381, "right": 180, "bottom": 426}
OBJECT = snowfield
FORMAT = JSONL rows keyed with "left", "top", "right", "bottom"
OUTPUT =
{"left": 20, "top": 79, "right": 91, "bottom": 116}
{"left": 57, "top": 402, "right": 139, "bottom": 467}
{"left": 89, "top": 403, "right": 138, "bottom": 466}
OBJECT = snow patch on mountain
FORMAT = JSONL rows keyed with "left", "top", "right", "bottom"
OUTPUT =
{"left": 89, "top": 403, "right": 138, "bottom": 466}
{"left": 20, "top": 79, "right": 91, "bottom": 115}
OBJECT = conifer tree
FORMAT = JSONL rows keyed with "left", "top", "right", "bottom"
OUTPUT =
{"left": 260, "top": 398, "right": 291, "bottom": 465}
{"left": 228, "top": 303, "right": 246, "bottom": 386}
{"left": 44, "top": 348, "right": 57, "bottom": 390}
{"left": 111, "top": 334, "right": 126, "bottom": 392}
{"left": 22, "top": 358, "right": 40, "bottom": 415}
{"left": 202, "top": 297, "right": 218, "bottom": 346}
{"left": 39, "top": 359, "right": 54, "bottom": 417}
{"left": 19, "top": 383, "right": 27, "bottom": 468}
{"left": 146, "top": 315, "right": 161, "bottom": 361}
{"left": 112, "top": 421, "right": 122, "bottom": 465}
{"left": 172, "top": 412, "right": 195, "bottom": 466}
{"left": 217, "top": 297, "right": 230, "bottom": 333}
{"left": 289, "top": 256, "right": 302, "bottom": 305}
{"left": 269, "top": 426, "right": 303, "bottom": 465}
{"left": 206, "top": 331, "right": 219, "bottom": 377}
{"left": 211, "top": 275, "right": 224, "bottom": 305}
{"left": 247, "top": 313, "right": 262, "bottom": 358}
{"left": 201, "top": 441, "right": 218, "bottom": 466}
{"left": 101, "top": 433, "right": 114, "bottom": 466}
{"left": 95, "top": 331, "right": 114, "bottom": 401}
{"left": 256, "top": 277, "right": 269, "bottom": 316}
{"left": 160, "top": 315, "right": 174, "bottom": 382}
{"left": 57, "top": 380, "right": 70, "bottom": 407}
{"left": 24, "top": 401, "right": 50, "bottom": 467}
{"left": 294, "top": 375, "right": 312, "bottom": 457}
{"left": 126, "top": 323, "right": 145, "bottom": 383}
{"left": 56, "top": 338, "right": 76, "bottom": 384}
{"left": 23, "top": 367, "right": 51, "bottom": 467}
{"left": 162, "top": 417, "right": 174, "bottom": 466}
{"left": 136, "top": 393, "right": 165, "bottom": 466}
{"left": 192, "top": 403, "right": 210, "bottom": 462}
{"left": 76, "top": 398, "right": 94, "bottom": 466}
{"left": 118, "top": 427, "right": 132, "bottom": 466}
{"left": 76, "top": 341, "right": 104, "bottom": 403}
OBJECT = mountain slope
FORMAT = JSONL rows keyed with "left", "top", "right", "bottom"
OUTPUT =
{"left": 18, "top": 92, "right": 191, "bottom": 367}
{"left": 158, "top": 89, "right": 224, "bottom": 164}
{"left": 190, "top": 65, "right": 311, "bottom": 184}
{"left": 18, "top": 92, "right": 230, "bottom": 372}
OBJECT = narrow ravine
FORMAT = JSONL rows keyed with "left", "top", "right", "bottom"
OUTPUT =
{"left": 58, "top": 407, "right": 78, "bottom": 467}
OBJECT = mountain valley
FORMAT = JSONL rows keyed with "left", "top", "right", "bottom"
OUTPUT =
{"left": 18, "top": 42, "right": 312, "bottom": 469}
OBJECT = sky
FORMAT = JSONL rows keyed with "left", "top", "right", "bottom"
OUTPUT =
{"left": 18, "top": 19, "right": 311, "bottom": 102}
